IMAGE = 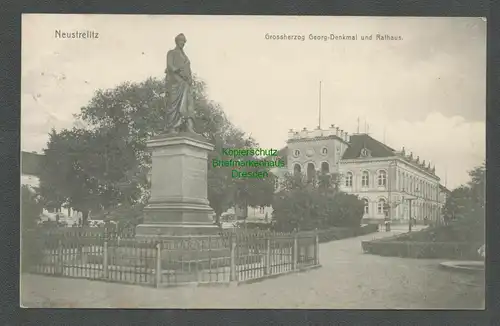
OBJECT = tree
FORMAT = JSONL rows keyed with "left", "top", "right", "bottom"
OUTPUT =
{"left": 73, "top": 76, "right": 271, "bottom": 221}
{"left": 467, "top": 162, "right": 485, "bottom": 211}
{"left": 440, "top": 162, "right": 485, "bottom": 242}
{"left": 21, "top": 185, "right": 44, "bottom": 271}
{"left": 21, "top": 185, "right": 43, "bottom": 230}
{"left": 272, "top": 171, "right": 364, "bottom": 231}
{"left": 39, "top": 128, "right": 143, "bottom": 226}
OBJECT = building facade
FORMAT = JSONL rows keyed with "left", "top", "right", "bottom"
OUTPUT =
{"left": 268, "top": 125, "right": 444, "bottom": 225}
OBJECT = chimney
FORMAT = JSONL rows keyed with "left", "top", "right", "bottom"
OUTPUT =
{"left": 335, "top": 127, "right": 340, "bottom": 136}
{"left": 300, "top": 127, "right": 308, "bottom": 138}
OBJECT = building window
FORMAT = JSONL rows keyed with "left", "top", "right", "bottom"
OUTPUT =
{"left": 274, "top": 177, "right": 279, "bottom": 190}
{"left": 321, "top": 162, "right": 330, "bottom": 174}
{"left": 345, "top": 172, "right": 353, "bottom": 187}
{"left": 363, "top": 199, "right": 369, "bottom": 215}
{"left": 259, "top": 207, "right": 265, "bottom": 214}
{"left": 293, "top": 149, "right": 300, "bottom": 157}
{"left": 378, "top": 170, "right": 387, "bottom": 187}
{"left": 377, "top": 198, "right": 386, "bottom": 215}
{"left": 361, "top": 171, "right": 369, "bottom": 187}
{"left": 294, "top": 164, "right": 301, "bottom": 175}
{"left": 307, "top": 163, "right": 315, "bottom": 182}
{"left": 321, "top": 147, "right": 328, "bottom": 155}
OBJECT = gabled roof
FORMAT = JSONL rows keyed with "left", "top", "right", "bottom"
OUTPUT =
{"left": 341, "top": 134, "right": 396, "bottom": 160}
{"left": 21, "top": 151, "right": 45, "bottom": 176}
{"left": 439, "top": 184, "right": 451, "bottom": 193}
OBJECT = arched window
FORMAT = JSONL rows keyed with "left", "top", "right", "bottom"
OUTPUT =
{"left": 345, "top": 172, "right": 353, "bottom": 187}
{"left": 363, "top": 199, "right": 369, "bottom": 215}
{"left": 321, "top": 147, "right": 328, "bottom": 155}
{"left": 378, "top": 170, "right": 387, "bottom": 187}
{"left": 377, "top": 198, "right": 386, "bottom": 215}
{"left": 293, "top": 164, "right": 301, "bottom": 175}
{"left": 307, "top": 163, "right": 315, "bottom": 182}
{"left": 361, "top": 171, "right": 369, "bottom": 187}
{"left": 321, "top": 162, "right": 330, "bottom": 174}
{"left": 293, "top": 149, "right": 300, "bottom": 157}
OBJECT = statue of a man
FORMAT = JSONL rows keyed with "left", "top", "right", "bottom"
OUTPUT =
{"left": 164, "top": 33, "right": 197, "bottom": 133}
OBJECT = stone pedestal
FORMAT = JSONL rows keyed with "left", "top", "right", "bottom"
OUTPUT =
{"left": 136, "top": 132, "right": 219, "bottom": 238}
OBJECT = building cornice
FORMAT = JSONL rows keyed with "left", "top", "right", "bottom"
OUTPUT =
{"left": 340, "top": 156, "right": 439, "bottom": 181}
{"left": 287, "top": 135, "right": 349, "bottom": 145}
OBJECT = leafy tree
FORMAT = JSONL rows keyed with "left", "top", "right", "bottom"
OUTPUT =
{"left": 272, "top": 171, "right": 364, "bottom": 231}
{"left": 439, "top": 162, "right": 485, "bottom": 242}
{"left": 21, "top": 185, "right": 43, "bottom": 230}
{"left": 325, "top": 192, "right": 365, "bottom": 227}
{"left": 443, "top": 162, "right": 485, "bottom": 222}
{"left": 443, "top": 186, "right": 472, "bottom": 221}
{"left": 467, "top": 162, "right": 485, "bottom": 211}
{"left": 73, "top": 76, "right": 272, "bottom": 222}
{"left": 21, "top": 185, "right": 44, "bottom": 271}
{"left": 39, "top": 128, "right": 143, "bottom": 226}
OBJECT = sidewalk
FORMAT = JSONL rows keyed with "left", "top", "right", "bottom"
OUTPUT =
{"left": 21, "top": 229, "right": 484, "bottom": 309}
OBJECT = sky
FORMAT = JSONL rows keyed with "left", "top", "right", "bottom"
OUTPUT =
{"left": 21, "top": 15, "right": 486, "bottom": 190}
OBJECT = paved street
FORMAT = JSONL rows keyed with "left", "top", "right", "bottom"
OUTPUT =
{"left": 21, "top": 228, "right": 484, "bottom": 309}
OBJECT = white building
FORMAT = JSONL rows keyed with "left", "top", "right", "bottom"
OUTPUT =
{"left": 266, "top": 125, "right": 446, "bottom": 225}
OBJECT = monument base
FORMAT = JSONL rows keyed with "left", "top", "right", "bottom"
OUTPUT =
{"left": 135, "top": 131, "right": 218, "bottom": 238}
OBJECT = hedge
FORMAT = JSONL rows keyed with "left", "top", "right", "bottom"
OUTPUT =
{"left": 316, "top": 224, "right": 378, "bottom": 243}
{"left": 361, "top": 239, "right": 483, "bottom": 260}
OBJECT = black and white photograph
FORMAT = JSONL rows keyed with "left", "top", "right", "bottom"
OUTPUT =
{"left": 20, "top": 14, "right": 486, "bottom": 309}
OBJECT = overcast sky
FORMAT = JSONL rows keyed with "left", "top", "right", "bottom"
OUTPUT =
{"left": 21, "top": 15, "right": 486, "bottom": 189}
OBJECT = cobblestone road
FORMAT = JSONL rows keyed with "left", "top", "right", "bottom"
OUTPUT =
{"left": 21, "top": 228, "right": 484, "bottom": 309}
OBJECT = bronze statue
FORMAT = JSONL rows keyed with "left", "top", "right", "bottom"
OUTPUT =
{"left": 164, "top": 33, "right": 197, "bottom": 133}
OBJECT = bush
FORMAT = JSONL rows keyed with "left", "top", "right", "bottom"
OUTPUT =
{"left": 272, "top": 173, "right": 364, "bottom": 232}
{"left": 317, "top": 224, "right": 378, "bottom": 243}
{"left": 361, "top": 240, "right": 483, "bottom": 260}
{"left": 21, "top": 185, "right": 44, "bottom": 272}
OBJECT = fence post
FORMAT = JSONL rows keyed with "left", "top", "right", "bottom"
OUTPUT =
{"left": 103, "top": 240, "right": 108, "bottom": 279}
{"left": 293, "top": 232, "right": 298, "bottom": 270}
{"left": 315, "top": 229, "right": 319, "bottom": 265}
{"left": 265, "top": 237, "right": 271, "bottom": 275}
{"left": 57, "top": 238, "right": 63, "bottom": 275}
{"left": 230, "top": 234, "right": 237, "bottom": 282}
{"left": 155, "top": 242, "right": 162, "bottom": 288}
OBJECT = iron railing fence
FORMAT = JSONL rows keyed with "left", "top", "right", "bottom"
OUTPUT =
{"left": 23, "top": 228, "right": 320, "bottom": 287}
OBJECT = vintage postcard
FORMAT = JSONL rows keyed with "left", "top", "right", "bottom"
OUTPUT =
{"left": 20, "top": 14, "right": 486, "bottom": 309}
